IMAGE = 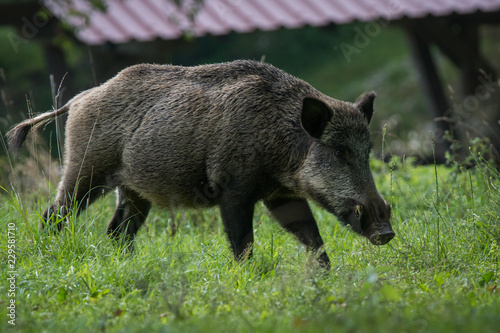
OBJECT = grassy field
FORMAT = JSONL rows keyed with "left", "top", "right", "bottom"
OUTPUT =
{"left": 0, "top": 145, "right": 499, "bottom": 333}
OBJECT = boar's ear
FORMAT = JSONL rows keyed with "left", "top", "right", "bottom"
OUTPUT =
{"left": 301, "top": 97, "right": 333, "bottom": 139}
{"left": 355, "top": 91, "right": 376, "bottom": 124}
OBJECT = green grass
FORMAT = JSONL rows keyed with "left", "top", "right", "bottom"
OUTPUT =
{"left": 1, "top": 150, "right": 499, "bottom": 332}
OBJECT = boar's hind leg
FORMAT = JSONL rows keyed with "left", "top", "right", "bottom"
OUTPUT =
{"left": 42, "top": 173, "right": 109, "bottom": 231}
{"left": 106, "top": 186, "right": 151, "bottom": 247}
{"left": 264, "top": 197, "right": 330, "bottom": 269}
{"left": 219, "top": 194, "right": 255, "bottom": 262}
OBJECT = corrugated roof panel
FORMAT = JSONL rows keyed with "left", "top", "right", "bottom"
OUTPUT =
{"left": 197, "top": 2, "right": 249, "bottom": 34}
{"left": 79, "top": 24, "right": 107, "bottom": 45}
{"left": 243, "top": 0, "right": 283, "bottom": 31}
{"left": 44, "top": 0, "right": 500, "bottom": 45}
{"left": 272, "top": 0, "right": 329, "bottom": 28}
{"left": 259, "top": 0, "right": 303, "bottom": 29}
{"left": 355, "top": 0, "right": 395, "bottom": 22}
{"left": 295, "top": 0, "right": 335, "bottom": 26}
{"left": 140, "top": 0, "right": 183, "bottom": 39}
{"left": 334, "top": 0, "right": 375, "bottom": 22}
{"left": 194, "top": 7, "right": 231, "bottom": 36}
{"left": 119, "top": 1, "right": 158, "bottom": 41}
{"left": 87, "top": 9, "right": 129, "bottom": 43}
{"left": 307, "top": 0, "right": 354, "bottom": 23}
{"left": 106, "top": 1, "right": 155, "bottom": 42}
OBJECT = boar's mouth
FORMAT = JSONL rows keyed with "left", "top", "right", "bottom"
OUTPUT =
{"left": 341, "top": 203, "right": 395, "bottom": 246}
{"left": 310, "top": 192, "right": 395, "bottom": 245}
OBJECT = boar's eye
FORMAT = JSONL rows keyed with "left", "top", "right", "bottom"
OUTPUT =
{"left": 334, "top": 147, "right": 347, "bottom": 159}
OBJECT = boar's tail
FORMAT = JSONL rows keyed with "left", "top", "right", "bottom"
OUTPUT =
{"left": 6, "top": 104, "right": 70, "bottom": 153}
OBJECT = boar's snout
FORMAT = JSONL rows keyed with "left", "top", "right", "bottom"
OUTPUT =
{"left": 369, "top": 228, "right": 395, "bottom": 245}
{"left": 347, "top": 198, "right": 394, "bottom": 245}
{"left": 366, "top": 198, "right": 394, "bottom": 245}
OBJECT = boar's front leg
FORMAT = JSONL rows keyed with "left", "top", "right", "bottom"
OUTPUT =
{"left": 219, "top": 194, "right": 255, "bottom": 261}
{"left": 106, "top": 186, "right": 151, "bottom": 248}
{"left": 264, "top": 197, "right": 330, "bottom": 269}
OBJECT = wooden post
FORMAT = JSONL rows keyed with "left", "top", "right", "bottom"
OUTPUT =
{"left": 406, "top": 29, "right": 450, "bottom": 163}
{"left": 458, "top": 23, "right": 480, "bottom": 96}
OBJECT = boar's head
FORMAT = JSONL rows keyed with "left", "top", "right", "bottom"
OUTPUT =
{"left": 298, "top": 91, "right": 394, "bottom": 245}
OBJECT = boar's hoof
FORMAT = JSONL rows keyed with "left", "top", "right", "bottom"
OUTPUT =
{"left": 369, "top": 230, "right": 395, "bottom": 245}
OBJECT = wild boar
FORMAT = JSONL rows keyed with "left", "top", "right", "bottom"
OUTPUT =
{"left": 7, "top": 60, "right": 394, "bottom": 268}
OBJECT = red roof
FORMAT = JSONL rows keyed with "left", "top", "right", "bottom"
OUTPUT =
{"left": 45, "top": 0, "right": 500, "bottom": 45}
